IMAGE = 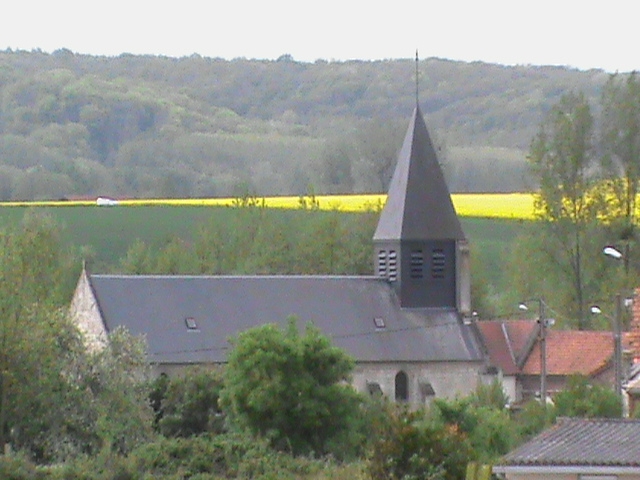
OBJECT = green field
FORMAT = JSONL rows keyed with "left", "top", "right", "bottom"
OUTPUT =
{"left": 0, "top": 206, "right": 531, "bottom": 293}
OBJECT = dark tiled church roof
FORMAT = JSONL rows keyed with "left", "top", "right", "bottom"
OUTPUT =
{"left": 88, "top": 274, "right": 484, "bottom": 365}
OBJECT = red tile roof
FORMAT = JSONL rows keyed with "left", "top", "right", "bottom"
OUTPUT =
{"left": 476, "top": 320, "right": 537, "bottom": 375}
{"left": 477, "top": 320, "right": 615, "bottom": 377}
{"left": 521, "top": 330, "right": 614, "bottom": 376}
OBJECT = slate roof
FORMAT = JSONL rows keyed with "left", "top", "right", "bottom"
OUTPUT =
{"left": 373, "top": 105, "right": 465, "bottom": 242}
{"left": 521, "top": 330, "right": 613, "bottom": 376}
{"left": 496, "top": 418, "right": 640, "bottom": 468}
{"left": 88, "top": 274, "right": 484, "bottom": 365}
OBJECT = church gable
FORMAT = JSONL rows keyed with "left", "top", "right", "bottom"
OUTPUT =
{"left": 69, "top": 266, "right": 108, "bottom": 351}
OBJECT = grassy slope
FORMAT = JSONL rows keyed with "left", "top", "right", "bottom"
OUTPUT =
{"left": 0, "top": 206, "right": 529, "bottom": 293}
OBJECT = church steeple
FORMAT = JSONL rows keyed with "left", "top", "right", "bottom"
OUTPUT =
{"left": 373, "top": 105, "right": 470, "bottom": 311}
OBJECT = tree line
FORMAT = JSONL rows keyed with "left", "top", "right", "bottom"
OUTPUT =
{"left": 0, "top": 50, "right": 614, "bottom": 200}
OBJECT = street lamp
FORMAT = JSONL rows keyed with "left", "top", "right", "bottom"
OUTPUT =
{"left": 590, "top": 301, "right": 624, "bottom": 400}
{"left": 519, "top": 298, "right": 550, "bottom": 404}
{"left": 602, "top": 244, "right": 627, "bottom": 406}
{"left": 603, "top": 246, "right": 623, "bottom": 260}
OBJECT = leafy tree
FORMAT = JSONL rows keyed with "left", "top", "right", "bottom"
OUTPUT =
{"left": 1, "top": 306, "right": 92, "bottom": 462}
{"left": 80, "top": 327, "right": 154, "bottom": 455}
{"left": 367, "top": 402, "right": 473, "bottom": 480}
{"left": 600, "top": 72, "right": 640, "bottom": 278}
{"left": 513, "top": 376, "right": 621, "bottom": 443}
{"left": 526, "top": 91, "right": 602, "bottom": 327}
{"left": 319, "top": 137, "right": 355, "bottom": 193}
{"left": 468, "top": 379, "right": 510, "bottom": 410}
{"left": 155, "top": 368, "right": 225, "bottom": 437}
{"left": 153, "top": 236, "right": 199, "bottom": 274}
{"left": 553, "top": 375, "right": 622, "bottom": 418}
{"left": 220, "top": 318, "right": 362, "bottom": 457}
{"left": 119, "top": 238, "right": 154, "bottom": 274}
{"left": 513, "top": 398, "right": 555, "bottom": 442}
{"left": 0, "top": 213, "right": 77, "bottom": 454}
{"left": 431, "top": 396, "right": 517, "bottom": 463}
{"left": 0, "top": 213, "right": 155, "bottom": 461}
{"left": 351, "top": 119, "right": 405, "bottom": 193}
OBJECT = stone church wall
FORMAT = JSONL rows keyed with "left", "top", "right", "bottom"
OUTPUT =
{"left": 352, "top": 361, "right": 482, "bottom": 405}
{"left": 69, "top": 269, "right": 108, "bottom": 351}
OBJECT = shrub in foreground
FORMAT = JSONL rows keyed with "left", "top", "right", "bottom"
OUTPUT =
{"left": 367, "top": 401, "right": 473, "bottom": 480}
{"left": 220, "top": 319, "right": 364, "bottom": 458}
{"left": 12, "top": 433, "right": 355, "bottom": 479}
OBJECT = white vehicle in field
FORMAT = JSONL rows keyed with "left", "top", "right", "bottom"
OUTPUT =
{"left": 96, "top": 197, "right": 118, "bottom": 206}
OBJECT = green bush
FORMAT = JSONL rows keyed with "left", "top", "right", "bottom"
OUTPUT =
{"left": 123, "top": 433, "right": 339, "bottom": 479}
{"left": 0, "top": 454, "right": 45, "bottom": 480}
{"left": 431, "top": 396, "right": 517, "bottom": 463}
{"left": 367, "top": 401, "right": 472, "bottom": 480}
{"left": 153, "top": 368, "right": 225, "bottom": 438}
{"left": 220, "top": 319, "right": 364, "bottom": 458}
{"left": 553, "top": 375, "right": 622, "bottom": 418}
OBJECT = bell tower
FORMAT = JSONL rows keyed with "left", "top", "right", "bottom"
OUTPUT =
{"left": 373, "top": 105, "right": 470, "bottom": 312}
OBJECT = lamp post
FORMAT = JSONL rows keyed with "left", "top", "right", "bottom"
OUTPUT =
{"left": 602, "top": 245, "right": 626, "bottom": 404}
{"left": 519, "top": 298, "right": 548, "bottom": 404}
{"left": 590, "top": 302, "right": 623, "bottom": 399}
{"left": 603, "top": 245, "right": 623, "bottom": 260}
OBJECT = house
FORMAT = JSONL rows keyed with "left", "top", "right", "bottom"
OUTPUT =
{"left": 624, "top": 290, "right": 640, "bottom": 415}
{"left": 477, "top": 319, "right": 615, "bottom": 404}
{"left": 475, "top": 320, "right": 536, "bottom": 402}
{"left": 626, "top": 366, "right": 640, "bottom": 417}
{"left": 493, "top": 417, "right": 640, "bottom": 479}
{"left": 70, "top": 103, "right": 487, "bottom": 405}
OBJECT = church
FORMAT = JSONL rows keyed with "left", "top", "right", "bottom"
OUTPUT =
{"left": 70, "top": 103, "right": 488, "bottom": 405}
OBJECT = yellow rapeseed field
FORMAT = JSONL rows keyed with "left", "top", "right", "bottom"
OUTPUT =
{"left": 0, "top": 193, "right": 537, "bottom": 219}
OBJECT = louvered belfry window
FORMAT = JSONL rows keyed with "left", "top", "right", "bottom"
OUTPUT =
{"left": 432, "top": 249, "right": 445, "bottom": 278}
{"left": 410, "top": 250, "right": 424, "bottom": 278}
{"left": 388, "top": 250, "right": 397, "bottom": 281}
{"left": 377, "top": 250, "right": 387, "bottom": 277}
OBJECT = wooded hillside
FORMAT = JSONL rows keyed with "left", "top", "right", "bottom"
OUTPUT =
{"left": 0, "top": 50, "right": 612, "bottom": 199}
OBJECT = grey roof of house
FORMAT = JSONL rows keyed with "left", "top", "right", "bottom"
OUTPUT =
{"left": 88, "top": 274, "right": 484, "bottom": 365}
{"left": 496, "top": 418, "right": 640, "bottom": 468}
{"left": 374, "top": 105, "right": 465, "bottom": 242}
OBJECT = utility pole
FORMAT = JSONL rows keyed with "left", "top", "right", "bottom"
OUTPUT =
{"left": 603, "top": 246, "right": 626, "bottom": 408}
{"left": 519, "top": 298, "right": 549, "bottom": 404}
{"left": 539, "top": 299, "right": 547, "bottom": 405}
{"left": 614, "top": 293, "right": 623, "bottom": 398}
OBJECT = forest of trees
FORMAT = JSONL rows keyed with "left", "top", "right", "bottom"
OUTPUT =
{"left": 0, "top": 49, "right": 612, "bottom": 199}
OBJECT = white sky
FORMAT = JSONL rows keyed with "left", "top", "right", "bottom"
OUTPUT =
{"left": 1, "top": 0, "right": 637, "bottom": 73}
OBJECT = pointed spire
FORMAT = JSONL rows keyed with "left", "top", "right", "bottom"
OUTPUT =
{"left": 415, "top": 49, "right": 419, "bottom": 105}
{"left": 373, "top": 105, "right": 465, "bottom": 242}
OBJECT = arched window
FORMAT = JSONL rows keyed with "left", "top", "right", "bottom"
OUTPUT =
{"left": 395, "top": 370, "right": 409, "bottom": 402}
